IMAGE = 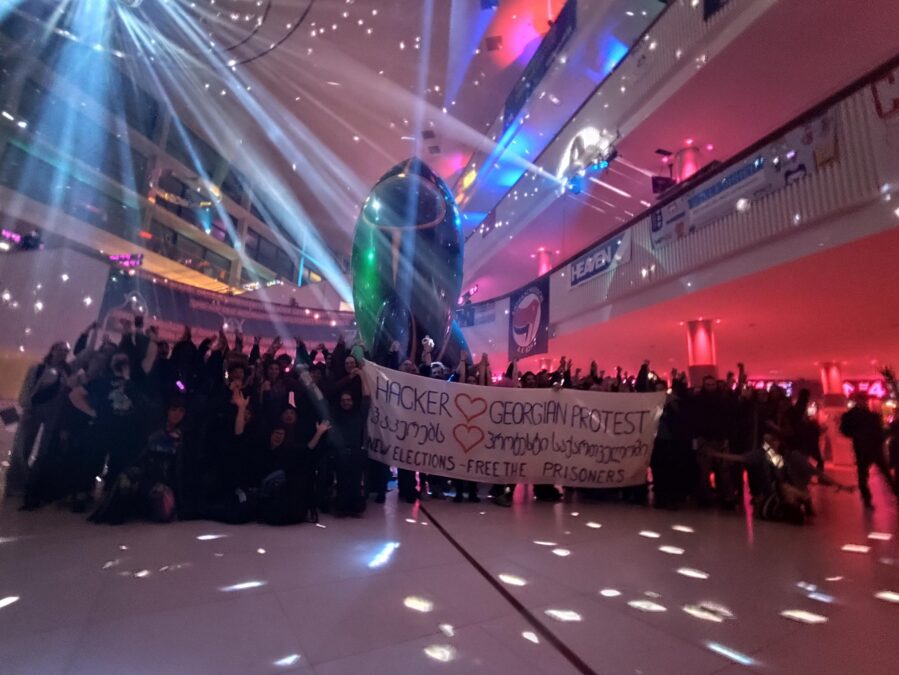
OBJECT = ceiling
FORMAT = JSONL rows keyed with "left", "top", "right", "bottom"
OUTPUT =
{"left": 3, "top": 0, "right": 898, "bottom": 301}
{"left": 544, "top": 225, "right": 899, "bottom": 382}
{"left": 4, "top": 0, "right": 663, "bottom": 275}
{"left": 122, "top": 0, "right": 581, "bottom": 259}
{"left": 464, "top": 0, "right": 899, "bottom": 297}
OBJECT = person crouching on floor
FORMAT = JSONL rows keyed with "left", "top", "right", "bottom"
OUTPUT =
{"left": 89, "top": 398, "right": 186, "bottom": 524}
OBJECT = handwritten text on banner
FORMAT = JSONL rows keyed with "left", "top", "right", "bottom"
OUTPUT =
{"left": 363, "top": 363, "right": 665, "bottom": 488}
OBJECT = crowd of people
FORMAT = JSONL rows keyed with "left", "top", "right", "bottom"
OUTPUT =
{"left": 4, "top": 321, "right": 899, "bottom": 528}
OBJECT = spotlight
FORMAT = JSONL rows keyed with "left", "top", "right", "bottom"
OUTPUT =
{"left": 566, "top": 175, "right": 584, "bottom": 195}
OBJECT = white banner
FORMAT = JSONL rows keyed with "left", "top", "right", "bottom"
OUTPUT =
{"left": 362, "top": 363, "right": 665, "bottom": 488}
{"left": 568, "top": 230, "right": 632, "bottom": 289}
{"left": 650, "top": 110, "right": 837, "bottom": 248}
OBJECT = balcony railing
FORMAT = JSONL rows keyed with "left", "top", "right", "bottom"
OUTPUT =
{"left": 460, "top": 54, "right": 899, "bottom": 342}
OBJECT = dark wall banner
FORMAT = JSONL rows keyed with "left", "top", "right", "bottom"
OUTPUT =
{"left": 363, "top": 362, "right": 665, "bottom": 487}
{"left": 508, "top": 275, "right": 550, "bottom": 360}
{"left": 502, "top": 0, "right": 577, "bottom": 131}
{"left": 99, "top": 272, "right": 352, "bottom": 344}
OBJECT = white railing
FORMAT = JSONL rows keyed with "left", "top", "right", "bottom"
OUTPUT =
{"left": 550, "top": 85, "right": 892, "bottom": 325}
{"left": 463, "top": 63, "right": 899, "bottom": 354}
{"left": 464, "top": 0, "right": 775, "bottom": 271}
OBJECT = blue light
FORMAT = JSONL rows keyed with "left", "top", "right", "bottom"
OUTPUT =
{"left": 601, "top": 36, "right": 629, "bottom": 76}
{"left": 706, "top": 642, "right": 756, "bottom": 666}
{"left": 566, "top": 175, "right": 583, "bottom": 195}
{"left": 367, "top": 542, "right": 400, "bottom": 568}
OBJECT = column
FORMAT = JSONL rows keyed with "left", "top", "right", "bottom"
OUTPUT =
{"left": 686, "top": 319, "right": 717, "bottom": 385}
{"left": 819, "top": 361, "right": 845, "bottom": 406}
{"left": 819, "top": 361, "right": 851, "bottom": 465}
{"left": 673, "top": 146, "right": 703, "bottom": 183}
{"left": 537, "top": 249, "right": 551, "bottom": 276}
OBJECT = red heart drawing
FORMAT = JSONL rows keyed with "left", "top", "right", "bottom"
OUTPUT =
{"left": 454, "top": 393, "right": 488, "bottom": 423}
{"left": 453, "top": 424, "right": 485, "bottom": 454}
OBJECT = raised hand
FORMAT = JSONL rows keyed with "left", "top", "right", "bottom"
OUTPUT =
{"left": 232, "top": 387, "right": 248, "bottom": 409}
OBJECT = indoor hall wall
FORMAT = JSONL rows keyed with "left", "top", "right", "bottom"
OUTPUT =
{"left": 548, "top": 85, "right": 898, "bottom": 336}
{"left": 461, "top": 79, "right": 899, "bottom": 374}
{"left": 0, "top": 248, "right": 106, "bottom": 400}
{"left": 463, "top": 0, "right": 772, "bottom": 281}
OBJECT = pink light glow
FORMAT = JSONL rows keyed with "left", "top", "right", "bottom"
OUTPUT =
{"left": 487, "top": 0, "right": 566, "bottom": 68}
{"left": 820, "top": 363, "right": 842, "bottom": 395}
{"left": 537, "top": 250, "right": 552, "bottom": 275}
{"left": 686, "top": 319, "right": 716, "bottom": 367}
{"left": 1, "top": 229, "right": 22, "bottom": 243}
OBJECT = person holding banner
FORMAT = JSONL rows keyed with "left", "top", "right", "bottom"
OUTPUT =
{"left": 424, "top": 361, "right": 451, "bottom": 500}
{"left": 395, "top": 359, "right": 424, "bottom": 504}
{"left": 452, "top": 352, "right": 483, "bottom": 504}
{"left": 490, "top": 360, "right": 520, "bottom": 507}
{"left": 526, "top": 367, "right": 564, "bottom": 504}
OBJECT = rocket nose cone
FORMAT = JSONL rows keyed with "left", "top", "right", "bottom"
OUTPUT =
{"left": 360, "top": 158, "right": 451, "bottom": 230}
{"left": 378, "top": 157, "right": 442, "bottom": 186}
{"left": 399, "top": 157, "right": 440, "bottom": 183}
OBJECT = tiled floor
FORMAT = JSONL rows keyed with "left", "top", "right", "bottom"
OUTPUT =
{"left": 1, "top": 428, "right": 898, "bottom": 673}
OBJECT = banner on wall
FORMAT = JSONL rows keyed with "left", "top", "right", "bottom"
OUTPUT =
{"left": 650, "top": 110, "right": 838, "bottom": 248}
{"left": 870, "top": 66, "right": 899, "bottom": 181}
{"left": 362, "top": 362, "right": 665, "bottom": 487}
{"left": 508, "top": 276, "right": 550, "bottom": 360}
{"left": 455, "top": 299, "right": 496, "bottom": 328}
{"left": 568, "top": 230, "right": 632, "bottom": 289}
{"left": 502, "top": 0, "right": 577, "bottom": 132}
{"left": 871, "top": 66, "right": 899, "bottom": 120}
{"left": 703, "top": 0, "right": 732, "bottom": 21}
{"left": 98, "top": 272, "right": 351, "bottom": 343}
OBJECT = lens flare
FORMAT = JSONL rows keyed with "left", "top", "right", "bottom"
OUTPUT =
{"left": 545, "top": 609, "right": 582, "bottom": 622}
{"left": 403, "top": 596, "right": 433, "bottom": 613}
{"left": 780, "top": 609, "right": 828, "bottom": 624}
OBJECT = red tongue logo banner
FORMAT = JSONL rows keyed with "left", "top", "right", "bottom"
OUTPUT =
{"left": 508, "top": 277, "right": 549, "bottom": 360}
{"left": 454, "top": 393, "right": 488, "bottom": 422}
{"left": 453, "top": 424, "right": 486, "bottom": 454}
{"left": 512, "top": 296, "right": 540, "bottom": 343}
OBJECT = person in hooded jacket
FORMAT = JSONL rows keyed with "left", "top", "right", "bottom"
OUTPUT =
{"left": 331, "top": 366, "right": 371, "bottom": 517}
{"left": 6, "top": 341, "right": 74, "bottom": 499}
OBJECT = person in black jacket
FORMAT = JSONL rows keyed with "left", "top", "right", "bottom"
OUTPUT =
{"left": 840, "top": 392, "right": 897, "bottom": 510}
{"left": 691, "top": 375, "right": 738, "bottom": 507}
{"left": 331, "top": 367, "right": 371, "bottom": 517}
{"left": 258, "top": 419, "right": 330, "bottom": 525}
{"left": 6, "top": 341, "right": 73, "bottom": 500}
{"left": 88, "top": 398, "right": 186, "bottom": 524}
